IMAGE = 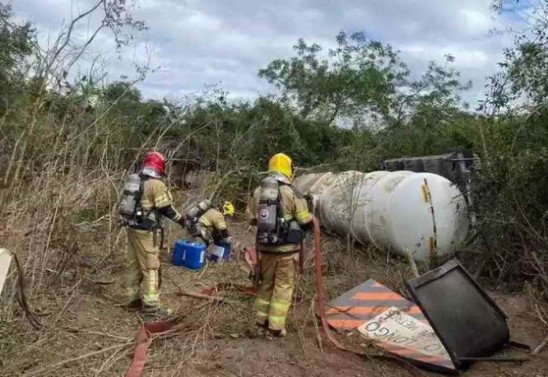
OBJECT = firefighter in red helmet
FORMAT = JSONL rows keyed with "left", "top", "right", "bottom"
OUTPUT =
{"left": 120, "top": 151, "right": 185, "bottom": 317}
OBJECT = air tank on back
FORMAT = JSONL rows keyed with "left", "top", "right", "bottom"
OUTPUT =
{"left": 119, "top": 173, "right": 141, "bottom": 217}
{"left": 293, "top": 171, "right": 470, "bottom": 263}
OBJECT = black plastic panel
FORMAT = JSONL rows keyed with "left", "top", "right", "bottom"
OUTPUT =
{"left": 405, "top": 259, "right": 510, "bottom": 369}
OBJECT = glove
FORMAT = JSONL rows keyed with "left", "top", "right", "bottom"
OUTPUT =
{"left": 301, "top": 220, "right": 312, "bottom": 232}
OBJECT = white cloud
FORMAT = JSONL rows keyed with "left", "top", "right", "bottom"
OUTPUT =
{"left": 459, "top": 9, "right": 493, "bottom": 35}
{"left": 12, "top": 0, "right": 521, "bottom": 106}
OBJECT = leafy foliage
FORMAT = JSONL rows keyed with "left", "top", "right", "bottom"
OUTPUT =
{"left": 259, "top": 31, "right": 407, "bottom": 124}
{"left": 486, "top": 0, "right": 548, "bottom": 110}
{"left": 0, "top": 3, "right": 34, "bottom": 110}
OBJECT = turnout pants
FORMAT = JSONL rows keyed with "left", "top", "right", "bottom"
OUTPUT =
{"left": 125, "top": 228, "right": 161, "bottom": 308}
{"left": 254, "top": 251, "right": 299, "bottom": 331}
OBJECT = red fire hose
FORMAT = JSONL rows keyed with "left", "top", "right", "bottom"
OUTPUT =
{"left": 125, "top": 321, "right": 173, "bottom": 377}
{"left": 312, "top": 216, "right": 350, "bottom": 350}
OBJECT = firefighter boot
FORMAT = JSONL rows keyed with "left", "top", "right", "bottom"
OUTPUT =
{"left": 266, "top": 327, "right": 287, "bottom": 340}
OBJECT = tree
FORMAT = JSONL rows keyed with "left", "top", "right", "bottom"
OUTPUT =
{"left": 485, "top": 0, "right": 548, "bottom": 111}
{"left": 103, "top": 81, "right": 142, "bottom": 102}
{"left": 0, "top": 3, "right": 34, "bottom": 110}
{"left": 392, "top": 55, "right": 471, "bottom": 127}
{"left": 260, "top": 32, "right": 471, "bottom": 129}
{"left": 259, "top": 31, "right": 408, "bottom": 125}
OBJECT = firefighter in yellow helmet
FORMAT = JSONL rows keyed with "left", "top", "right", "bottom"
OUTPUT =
{"left": 120, "top": 151, "right": 185, "bottom": 317}
{"left": 186, "top": 200, "right": 235, "bottom": 261}
{"left": 246, "top": 153, "right": 313, "bottom": 338}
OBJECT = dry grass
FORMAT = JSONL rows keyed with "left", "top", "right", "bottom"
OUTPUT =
{"left": 1, "top": 210, "right": 547, "bottom": 376}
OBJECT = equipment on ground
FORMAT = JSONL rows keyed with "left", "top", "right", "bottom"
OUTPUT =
{"left": 405, "top": 259, "right": 512, "bottom": 369}
{"left": 325, "top": 258, "right": 525, "bottom": 373}
{"left": 326, "top": 278, "right": 456, "bottom": 372}
{"left": 171, "top": 240, "right": 206, "bottom": 270}
{"left": 119, "top": 173, "right": 143, "bottom": 221}
{"left": 207, "top": 241, "right": 232, "bottom": 262}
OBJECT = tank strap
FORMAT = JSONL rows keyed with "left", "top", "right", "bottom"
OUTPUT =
{"left": 135, "top": 175, "right": 146, "bottom": 214}
{"left": 276, "top": 182, "right": 298, "bottom": 219}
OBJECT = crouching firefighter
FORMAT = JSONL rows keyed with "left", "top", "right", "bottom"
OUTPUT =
{"left": 246, "top": 153, "right": 312, "bottom": 338}
{"left": 119, "top": 151, "right": 185, "bottom": 316}
{"left": 185, "top": 199, "right": 235, "bottom": 261}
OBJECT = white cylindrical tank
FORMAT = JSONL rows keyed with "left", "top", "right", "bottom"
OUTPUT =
{"left": 293, "top": 171, "right": 470, "bottom": 263}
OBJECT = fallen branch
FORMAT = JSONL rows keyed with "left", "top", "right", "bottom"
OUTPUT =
{"left": 64, "top": 326, "right": 131, "bottom": 341}
{"left": 94, "top": 346, "right": 132, "bottom": 376}
{"left": 198, "top": 282, "right": 257, "bottom": 296}
{"left": 311, "top": 296, "right": 324, "bottom": 352}
{"left": 170, "top": 280, "right": 249, "bottom": 303}
{"left": 532, "top": 334, "right": 548, "bottom": 356}
{"left": 175, "top": 290, "right": 226, "bottom": 302}
{"left": 24, "top": 341, "right": 132, "bottom": 376}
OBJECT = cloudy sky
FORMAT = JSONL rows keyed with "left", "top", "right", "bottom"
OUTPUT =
{"left": 13, "top": 0, "right": 524, "bottom": 105}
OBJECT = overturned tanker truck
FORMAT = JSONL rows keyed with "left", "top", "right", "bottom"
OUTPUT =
{"left": 293, "top": 151, "right": 476, "bottom": 263}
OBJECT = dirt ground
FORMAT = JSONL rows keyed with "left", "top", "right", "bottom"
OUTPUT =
{"left": 1, "top": 220, "right": 547, "bottom": 377}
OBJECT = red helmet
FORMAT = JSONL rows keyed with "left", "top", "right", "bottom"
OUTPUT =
{"left": 142, "top": 151, "right": 166, "bottom": 177}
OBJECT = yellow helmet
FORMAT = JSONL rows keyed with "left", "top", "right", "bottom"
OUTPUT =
{"left": 222, "top": 201, "right": 235, "bottom": 217}
{"left": 268, "top": 153, "right": 293, "bottom": 180}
